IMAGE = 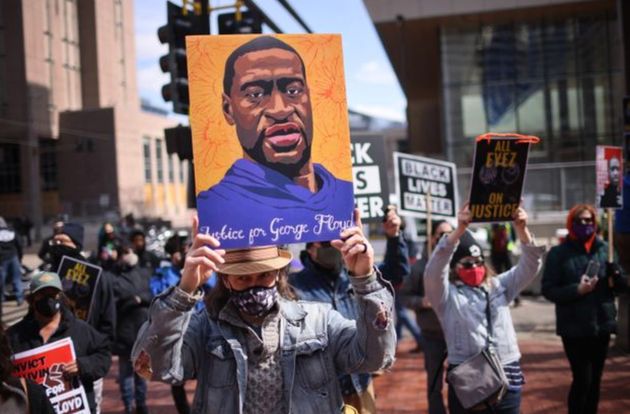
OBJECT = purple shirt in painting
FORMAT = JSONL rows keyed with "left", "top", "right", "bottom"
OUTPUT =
{"left": 197, "top": 159, "right": 354, "bottom": 248}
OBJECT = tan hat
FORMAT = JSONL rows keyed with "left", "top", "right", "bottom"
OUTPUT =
{"left": 217, "top": 246, "right": 292, "bottom": 276}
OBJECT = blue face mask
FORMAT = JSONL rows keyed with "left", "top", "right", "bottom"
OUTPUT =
{"left": 572, "top": 222, "right": 595, "bottom": 241}
{"left": 230, "top": 285, "right": 278, "bottom": 317}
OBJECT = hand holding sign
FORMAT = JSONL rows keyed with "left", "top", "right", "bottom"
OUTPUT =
{"left": 511, "top": 206, "right": 533, "bottom": 244}
{"left": 448, "top": 203, "right": 472, "bottom": 244}
{"left": 332, "top": 209, "right": 374, "bottom": 276}
{"left": 382, "top": 206, "right": 402, "bottom": 238}
{"left": 180, "top": 216, "right": 225, "bottom": 295}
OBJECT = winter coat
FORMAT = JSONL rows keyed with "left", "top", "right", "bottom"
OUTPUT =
{"left": 113, "top": 266, "right": 152, "bottom": 355}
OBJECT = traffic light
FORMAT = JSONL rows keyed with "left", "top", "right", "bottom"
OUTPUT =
{"left": 164, "top": 124, "right": 193, "bottom": 161}
{"left": 218, "top": 10, "right": 262, "bottom": 34}
{"left": 158, "top": 1, "right": 208, "bottom": 114}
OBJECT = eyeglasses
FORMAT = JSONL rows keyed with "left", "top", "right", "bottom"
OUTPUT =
{"left": 458, "top": 258, "right": 484, "bottom": 269}
{"left": 575, "top": 217, "right": 594, "bottom": 225}
{"left": 435, "top": 231, "right": 452, "bottom": 239}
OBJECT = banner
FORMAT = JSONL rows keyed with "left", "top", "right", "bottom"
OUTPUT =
{"left": 351, "top": 135, "right": 390, "bottom": 223}
{"left": 57, "top": 256, "right": 102, "bottom": 321}
{"left": 596, "top": 145, "right": 623, "bottom": 209}
{"left": 469, "top": 134, "right": 534, "bottom": 222}
{"left": 394, "top": 152, "right": 458, "bottom": 219}
{"left": 187, "top": 34, "right": 354, "bottom": 248}
{"left": 12, "top": 338, "right": 90, "bottom": 414}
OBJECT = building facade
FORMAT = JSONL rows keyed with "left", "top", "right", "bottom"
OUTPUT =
{"left": 0, "top": 0, "right": 190, "bottom": 236}
{"left": 364, "top": 0, "right": 624, "bottom": 231}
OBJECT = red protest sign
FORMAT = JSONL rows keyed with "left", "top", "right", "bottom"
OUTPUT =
{"left": 12, "top": 338, "right": 90, "bottom": 414}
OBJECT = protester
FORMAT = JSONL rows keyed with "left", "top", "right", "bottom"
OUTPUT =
{"left": 0, "top": 217, "right": 23, "bottom": 306}
{"left": 114, "top": 244, "right": 153, "bottom": 414}
{"left": 399, "top": 219, "right": 454, "bottom": 414}
{"left": 7, "top": 272, "right": 111, "bottom": 413}
{"left": 130, "top": 228, "right": 160, "bottom": 272}
{"left": 542, "top": 204, "right": 627, "bottom": 414}
{"left": 97, "top": 223, "right": 123, "bottom": 272}
{"left": 1, "top": 323, "right": 55, "bottom": 414}
{"left": 289, "top": 208, "right": 407, "bottom": 413}
{"left": 490, "top": 223, "right": 520, "bottom": 306}
{"left": 614, "top": 166, "right": 630, "bottom": 274}
{"left": 132, "top": 212, "right": 395, "bottom": 413}
{"left": 424, "top": 203, "right": 544, "bottom": 414}
{"left": 38, "top": 218, "right": 65, "bottom": 266}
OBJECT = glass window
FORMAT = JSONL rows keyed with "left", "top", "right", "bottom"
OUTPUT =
{"left": 168, "top": 155, "right": 175, "bottom": 183}
{"left": 179, "top": 161, "right": 185, "bottom": 183}
{"left": 0, "top": 144, "right": 21, "bottom": 193}
{"left": 143, "top": 137, "right": 151, "bottom": 183}
{"left": 40, "top": 139, "right": 58, "bottom": 191}
{"left": 156, "top": 138, "right": 164, "bottom": 183}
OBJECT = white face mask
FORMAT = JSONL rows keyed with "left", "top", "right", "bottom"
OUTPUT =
{"left": 122, "top": 252, "right": 139, "bottom": 267}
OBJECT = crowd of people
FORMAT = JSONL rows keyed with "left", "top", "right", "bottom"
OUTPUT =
{"left": 0, "top": 195, "right": 628, "bottom": 414}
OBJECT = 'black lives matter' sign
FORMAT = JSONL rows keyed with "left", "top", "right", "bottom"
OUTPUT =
{"left": 57, "top": 256, "right": 102, "bottom": 322}
{"left": 394, "top": 152, "right": 457, "bottom": 219}
{"left": 351, "top": 136, "right": 390, "bottom": 223}
{"left": 469, "top": 136, "right": 531, "bottom": 222}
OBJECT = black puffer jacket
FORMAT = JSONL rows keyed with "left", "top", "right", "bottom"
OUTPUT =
{"left": 7, "top": 306, "right": 112, "bottom": 413}
{"left": 542, "top": 237, "right": 627, "bottom": 338}
{"left": 113, "top": 266, "right": 152, "bottom": 356}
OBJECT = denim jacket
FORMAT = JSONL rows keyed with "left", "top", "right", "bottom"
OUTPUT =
{"left": 424, "top": 236, "right": 545, "bottom": 365}
{"left": 131, "top": 272, "right": 396, "bottom": 414}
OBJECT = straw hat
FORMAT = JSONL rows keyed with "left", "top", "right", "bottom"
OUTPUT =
{"left": 217, "top": 246, "right": 292, "bottom": 276}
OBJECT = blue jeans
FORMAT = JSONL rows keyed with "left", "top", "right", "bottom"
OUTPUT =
{"left": 395, "top": 295, "right": 422, "bottom": 345}
{"left": 118, "top": 355, "right": 147, "bottom": 409}
{"left": 448, "top": 385, "right": 521, "bottom": 414}
{"left": 422, "top": 335, "right": 447, "bottom": 414}
{"left": 1, "top": 255, "right": 23, "bottom": 302}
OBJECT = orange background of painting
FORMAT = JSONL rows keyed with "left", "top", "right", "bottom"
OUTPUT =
{"left": 186, "top": 34, "right": 353, "bottom": 195}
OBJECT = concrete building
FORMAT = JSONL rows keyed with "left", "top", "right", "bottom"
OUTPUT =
{"left": 0, "top": 0, "right": 189, "bottom": 237}
{"left": 364, "top": 0, "right": 625, "bottom": 235}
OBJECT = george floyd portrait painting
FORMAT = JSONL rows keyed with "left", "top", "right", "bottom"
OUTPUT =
{"left": 187, "top": 34, "right": 354, "bottom": 248}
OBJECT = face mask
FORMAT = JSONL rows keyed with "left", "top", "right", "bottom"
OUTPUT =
{"left": 34, "top": 296, "right": 61, "bottom": 317}
{"left": 457, "top": 266, "right": 486, "bottom": 287}
{"left": 122, "top": 252, "right": 139, "bottom": 268}
{"left": 230, "top": 285, "right": 278, "bottom": 318}
{"left": 315, "top": 246, "right": 344, "bottom": 274}
{"left": 50, "top": 244, "right": 81, "bottom": 261}
{"left": 572, "top": 222, "right": 595, "bottom": 241}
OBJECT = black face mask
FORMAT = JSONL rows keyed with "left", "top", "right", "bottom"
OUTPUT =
{"left": 50, "top": 244, "right": 81, "bottom": 262}
{"left": 34, "top": 296, "right": 61, "bottom": 317}
{"left": 315, "top": 246, "right": 344, "bottom": 274}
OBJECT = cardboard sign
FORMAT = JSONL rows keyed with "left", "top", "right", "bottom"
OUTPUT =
{"left": 469, "top": 135, "right": 532, "bottom": 222}
{"left": 57, "top": 256, "right": 102, "bottom": 321}
{"left": 187, "top": 34, "right": 354, "bottom": 248}
{"left": 394, "top": 152, "right": 458, "bottom": 219}
{"left": 596, "top": 145, "right": 623, "bottom": 209}
{"left": 12, "top": 338, "right": 90, "bottom": 414}
{"left": 351, "top": 135, "right": 390, "bottom": 223}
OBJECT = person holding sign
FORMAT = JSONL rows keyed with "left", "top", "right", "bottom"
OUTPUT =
{"left": 131, "top": 212, "right": 395, "bottom": 414}
{"left": 542, "top": 204, "right": 627, "bottom": 414}
{"left": 424, "top": 203, "right": 545, "bottom": 413}
{"left": 7, "top": 271, "right": 111, "bottom": 413}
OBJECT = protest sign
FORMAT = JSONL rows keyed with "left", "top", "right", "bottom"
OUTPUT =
{"left": 57, "top": 256, "right": 102, "bottom": 321}
{"left": 188, "top": 34, "right": 354, "bottom": 248}
{"left": 469, "top": 133, "right": 538, "bottom": 222}
{"left": 394, "top": 152, "right": 458, "bottom": 219}
{"left": 351, "top": 135, "right": 389, "bottom": 223}
{"left": 12, "top": 338, "right": 90, "bottom": 414}
{"left": 596, "top": 145, "right": 624, "bottom": 209}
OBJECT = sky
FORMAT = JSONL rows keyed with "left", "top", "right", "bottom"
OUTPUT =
{"left": 133, "top": 0, "right": 406, "bottom": 123}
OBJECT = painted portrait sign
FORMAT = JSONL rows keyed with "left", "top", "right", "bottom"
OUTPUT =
{"left": 187, "top": 34, "right": 354, "bottom": 248}
{"left": 394, "top": 152, "right": 458, "bottom": 220}
{"left": 351, "top": 135, "right": 390, "bottom": 223}
{"left": 596, "top": 145, "right": 623, "bottom": 209}
{"left": 469, "top": 134, "right": 538, "bottom": 222}
{"left": 13, "top": 338, "right": 90, "bottom": 414}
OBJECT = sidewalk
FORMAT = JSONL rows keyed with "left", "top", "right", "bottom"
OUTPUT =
{"left": 98, "top": 297, "right": 630, "bottom": 413}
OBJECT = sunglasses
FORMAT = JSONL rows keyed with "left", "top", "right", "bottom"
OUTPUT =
{"left": 435, "top": 231, "right": 452, "bottom": 239}
{"left": 574, "top": 217, "right": 594, "bottom": 225}
{"left": 458, "top": 258, "right": 484, "bottom": 269}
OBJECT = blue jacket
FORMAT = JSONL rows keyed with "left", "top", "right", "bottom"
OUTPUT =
{"left": 132, "top": 273, "right": 396, "bottom": 414}
{"left": 289, "top": 235, "right": 409, "bottom": 394}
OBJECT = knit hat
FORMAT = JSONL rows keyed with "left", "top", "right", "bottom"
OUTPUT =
{"left": 62, "top": 222, "right": 84, "bottom": 249}
{"left": 450, "top": 230, "right": 484, "bottom": 268}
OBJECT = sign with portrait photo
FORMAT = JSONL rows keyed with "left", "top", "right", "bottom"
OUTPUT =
{"left": 56, "top": 256, "right": 102, "bottom": 322}
{"left": 351, "top": 135, "right": 389, "bottom": 223}
{"left": 596, "top": 145, "right": 623, "bottom": 209}
{"left": 469, "top": 134, "right": 537, "bottom": 222}
{"left": 394, "top": 152, "right": 458, "bottom": 220}
{"left": 187, "top": 34, "right": 354, "bottom": 248}
{"left": 12, "top": 338, "right": 90, "bottom": 414}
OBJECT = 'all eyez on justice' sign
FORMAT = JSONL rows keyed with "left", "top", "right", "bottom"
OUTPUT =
{"left": 469, "top": 133, "right": 538, "bottom": 222}
{"left": 394, "top": 152, "right": 458, "bottom": 219}
{"left": 351, "top": 135, "right": 390, "bottom": 223}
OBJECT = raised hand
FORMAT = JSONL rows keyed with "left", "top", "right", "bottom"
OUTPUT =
{"left": 382, "top": 205, "right": 402, "bottom": 238}
{"left": 512, "top": 206, "right": 532, "bottom": 244}
{"left": 179, "top": 216, "right": 225, "bottom": 294}
{"left": 331, "top": 208, "right": 374, "bottom": 276}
